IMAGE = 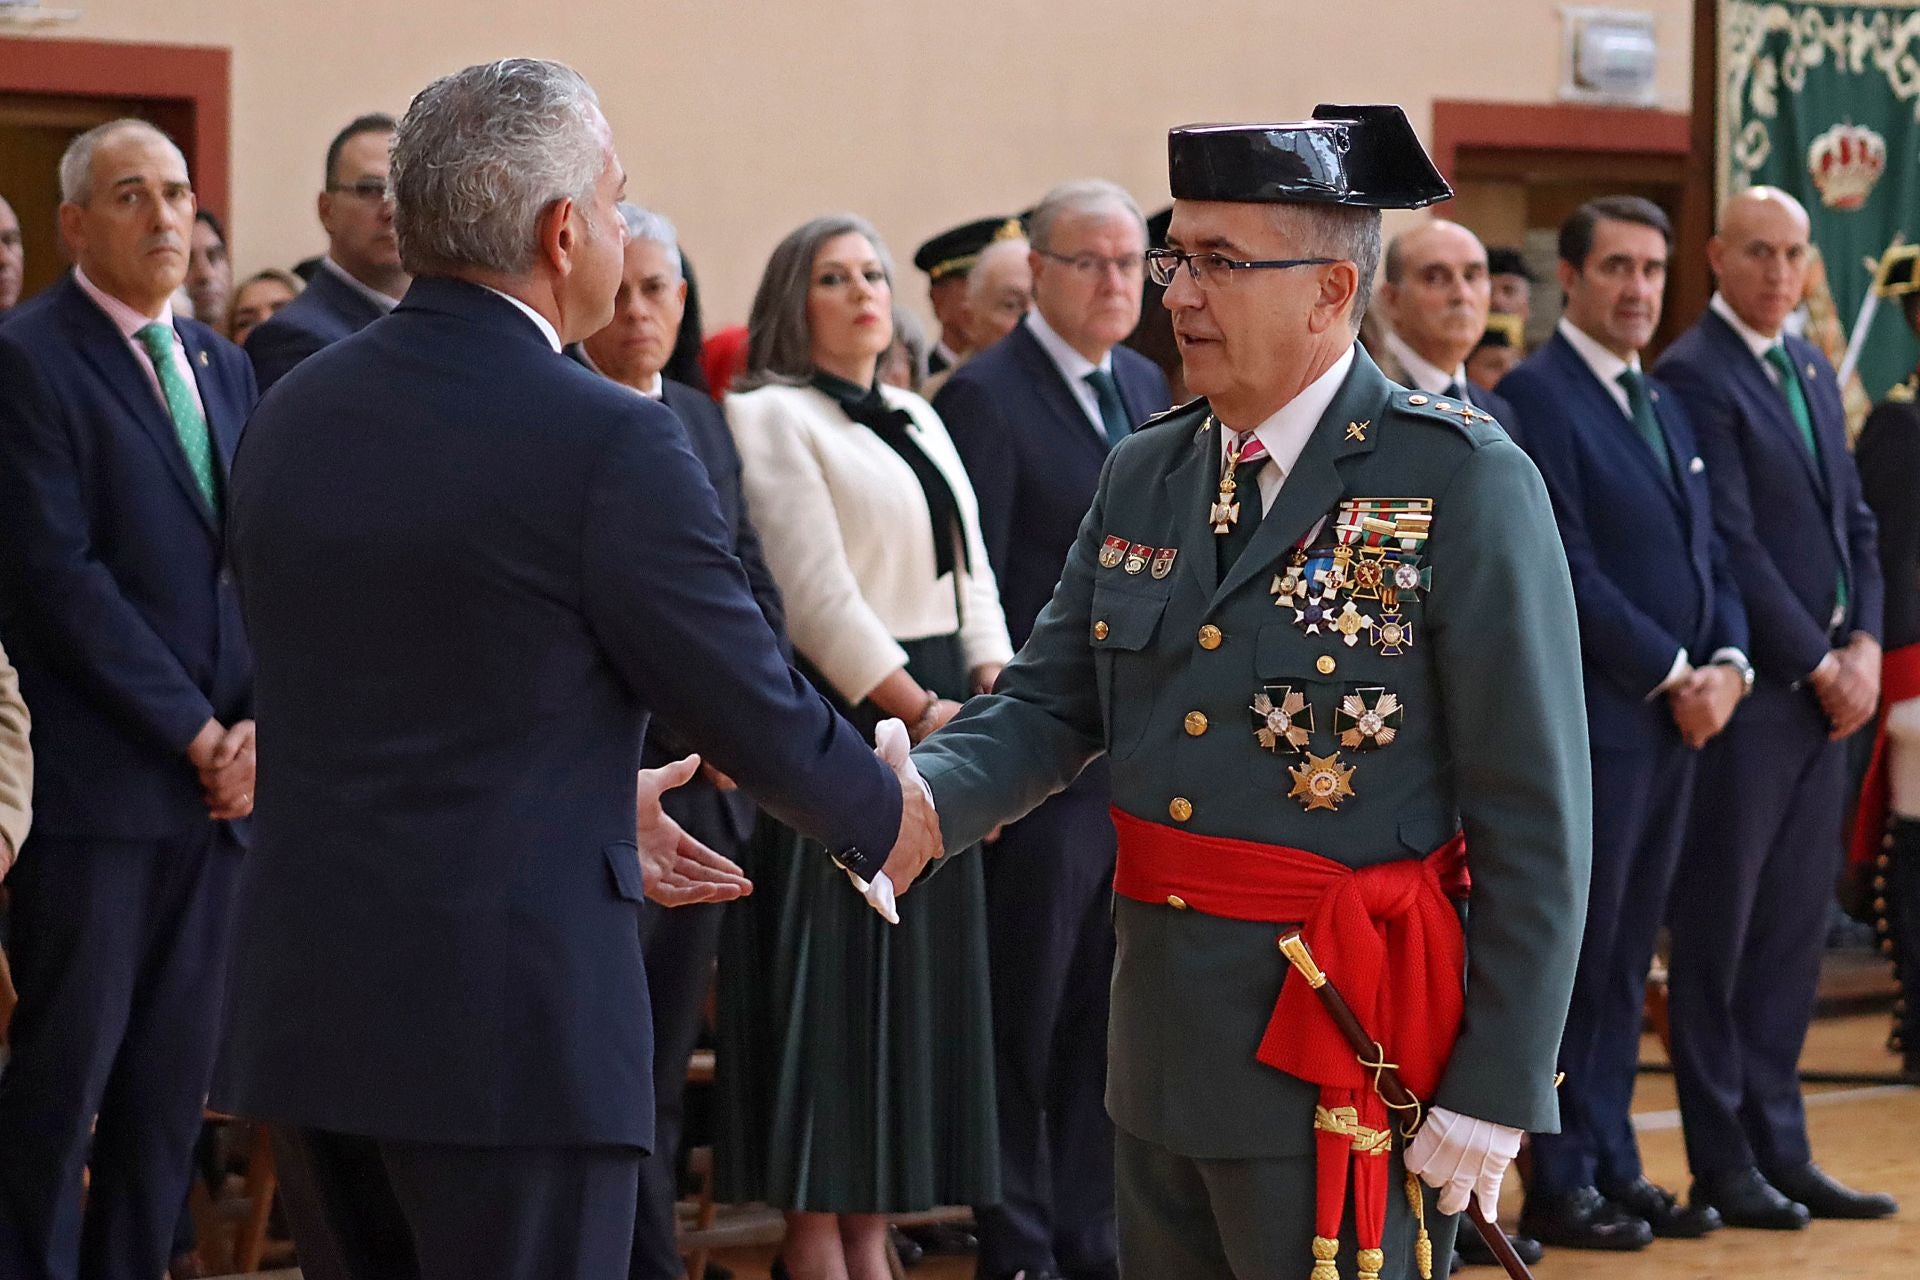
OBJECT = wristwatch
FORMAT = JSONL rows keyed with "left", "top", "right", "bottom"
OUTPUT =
{"left": 1713, "top": 651, "right": 1756, "bottom": 698}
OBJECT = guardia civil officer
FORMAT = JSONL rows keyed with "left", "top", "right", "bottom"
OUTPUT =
{"left": 913, "top": 107, "right": 1591, "bottom": 1280}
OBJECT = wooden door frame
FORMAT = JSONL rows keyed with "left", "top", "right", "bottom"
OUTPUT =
{"left": 1429, "top": 99, "right": 1712, "bottom": 331}
{"left": 0, "top": 36, "right": 230, "bottom": 220}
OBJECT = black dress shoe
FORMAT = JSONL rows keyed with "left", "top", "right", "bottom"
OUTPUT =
{"left": 1455, "top": 1225, "right": 1545, "bottom": 1266}
{"left": 1763, "top": 1162, "right": 1899, "bottom": 1219}
{"left": 1689, "top": 1168, "right": 1810, "bottom": 1230}
{"left": 1518, "top": 1186, "right": 1654, "bottom": 1250}
{"left": 1600, "top": 1175, "right": 1722, "bottom": 1238}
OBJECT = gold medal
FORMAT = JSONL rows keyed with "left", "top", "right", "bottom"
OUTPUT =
{"left": 1250, "top": 685, "right": 1313, "bottom": 753}
{"left": 1288, "top": 751, "right": 1356, "bottom": 812}
{"left": 1335, "top": 688, "right": 1403, "bottom": 750}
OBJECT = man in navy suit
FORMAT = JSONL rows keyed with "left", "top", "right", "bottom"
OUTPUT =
{"left": 575, "top": 202, "right": 786, "bottom": 1280}
{"left": 214, "top": 60, "right": 940, "bottom": 1280}
{"left": 1657, "top": 186, "right": 1898, "bottom": 1227}
{"left": 1501, "top": 197, "right": 1744, "bottom": 1252}
{"left": 1372, "top": 219, "right": 1520, "bottom": 441}
{"left": 244, "top": 113, "right": 410, "bottom": 392}
{"left": 935, "top": 179, "right": 1168, "bottom": 1280}
{"left": 0, "top": 118, "right": 258, "bottom": 1280}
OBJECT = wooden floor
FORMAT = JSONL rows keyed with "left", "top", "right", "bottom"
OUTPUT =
{"left": 210, "top": 989, "right": 1920, "bottom": 1280}
{"left": 707, "top": 1009, "right": 1920, "bottom": 1280}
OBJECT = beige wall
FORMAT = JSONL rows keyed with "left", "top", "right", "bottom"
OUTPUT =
{"left": 10, "top": 0, "right": 1694, "bottom": 329}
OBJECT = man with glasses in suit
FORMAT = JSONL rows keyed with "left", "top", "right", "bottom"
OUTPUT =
{"left": 246, "top": 113, "right": 411, "bottom": 391}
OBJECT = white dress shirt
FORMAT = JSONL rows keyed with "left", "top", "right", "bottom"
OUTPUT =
{"left": 1382, "top": 327, "right": 1470, "bottom": 399}
{"left": 1025, "top": 309, "right": 1114, "bottom": 434}
{"left": 74, "top": 268, "right": 208, "bottom": 422}
{"left": 1217, "top": 343, "right": 1356, "bottom": 513}
{"left": 1556, "top": 316, "right": 1639, "bottom": 418}
{"left": 1709, "top": 292, "right": 1783, "bottom": 382}
{"left": 320, "top": 255, "right": 402, "bottom": 313}
{"left": 477, "top": 285, "right": 562, "bottom": 353}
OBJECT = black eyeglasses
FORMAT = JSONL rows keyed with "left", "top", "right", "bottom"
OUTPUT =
{"left": 328, "top": 179, "right": 393, "bottom": 204}
{"left": 1145, "top": 247, "right": 1337, "bottom": 288}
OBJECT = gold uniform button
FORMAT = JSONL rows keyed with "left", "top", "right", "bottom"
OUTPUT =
{"left": 1197, "top": 624, "right": 1223, "bottom": 650}
{"left": 1093, "top": 620, "right": 1110, "bottom": 641}
{"left": 1184, "top": 711, "right": 1209, "bottom": 736}
{"left": 1169, "top": 796, "right": 1194, "bottom": 822}
{"left": 1408, "top": 394, "right": 1429, "bottom": 406}
{"left": 1316, "top": 654, "right": 1337, "bottom": 675}
{"left": 1166, "top": 895, "right": 1189, "bottom": 910}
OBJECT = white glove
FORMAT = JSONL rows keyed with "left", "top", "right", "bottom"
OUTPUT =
{"left": 1404, "top": 1106, "right": 1523, "bottom": 1218}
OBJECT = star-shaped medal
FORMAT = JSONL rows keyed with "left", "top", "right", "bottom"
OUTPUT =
{"left": 1288, "top": 751, "right": 1356, "bottom": 812}
{"left": 1250, "top": 685, "right": 1313, "bottom": 753}
{"left": 1294, "top": 590, "right": 1336, "bottom": 636}
{"left": 1335, "top": 688, "right": 1403, "bottom": 750}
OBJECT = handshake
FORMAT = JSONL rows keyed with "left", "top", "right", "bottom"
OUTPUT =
{"left": 633, "top": 719, "right": 946, "bottom": 925}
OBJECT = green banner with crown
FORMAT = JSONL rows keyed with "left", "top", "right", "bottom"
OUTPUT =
{"left": 1719, "top": 0, "right": 1920, "bottom": 406}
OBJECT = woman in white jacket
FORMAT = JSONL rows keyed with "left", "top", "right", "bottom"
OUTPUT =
{"left": 715, "top": 214, "right": 1013, "bottom": 1280}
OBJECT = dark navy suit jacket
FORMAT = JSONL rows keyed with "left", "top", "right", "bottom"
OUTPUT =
{"left": 645, "top": 376, "right": 782, "bottom": 843}
{"left": 1500, "top": 332, "right": 1746, "bottom": 748}
{"left": 214, "top": 278, "right": 903, "bottom": 1149}
{"left": 0, "top": 274, "right": 256, "bottom": 838}
{"left": 1657, "top": 311, "right": 1882, "bottom": 690}
{"left": 243, "top": 261, "right": 391, "bottom": 393}
{"left": 935, "top": 318, "right": 1171, "bottom": 649}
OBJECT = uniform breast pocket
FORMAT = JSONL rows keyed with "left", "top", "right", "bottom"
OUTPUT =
{"left": 1090, "top": 584, "right": 1170, "bottom": 760}
{"left": 1245, "top": 624, "right": 1338, "bottom": 789}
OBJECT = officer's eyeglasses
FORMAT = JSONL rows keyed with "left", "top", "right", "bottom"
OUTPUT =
{"left": 1038, "top": 249, "right": 1146, "bottom": 280}
{"left": 328, "top": 179, "right": 394, "bottom": 205}
{"left": 1145, "top": 247, "right": 1337, "bottom": 288}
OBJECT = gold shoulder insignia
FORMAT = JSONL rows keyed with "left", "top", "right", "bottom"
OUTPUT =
{"left": 1392, "top": 386, "right": 1492, "bottom": 431}
{"left": 1889, "top": 378, "right": 1918, "bottom": 405}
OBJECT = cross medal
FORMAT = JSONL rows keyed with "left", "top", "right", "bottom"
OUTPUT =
{"left": 1212, "top": 426, "right": 1263, "bottom": 534}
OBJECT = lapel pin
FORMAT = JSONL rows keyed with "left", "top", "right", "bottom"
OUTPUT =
{"left": 197, "top": 350, "right": 210, "bottom": 367}
{"left": 1345, "top": 419, "right": 1370, "bottom": 442}
{"left": 1806, "top": 362, "right": 1817, "bottom": 379}
{"left": 1690, "top": 456, "right": 1705, "bottom": 474}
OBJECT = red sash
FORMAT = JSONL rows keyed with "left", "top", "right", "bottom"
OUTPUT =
{"left": 1111, "top": 807, "right": 1468, "bottom": 1269}
{"left": 1850, "top": 643, "right": 1920, "bottom": 871}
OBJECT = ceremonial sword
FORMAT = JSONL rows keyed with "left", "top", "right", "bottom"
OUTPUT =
{"left": 1276, "top": 930, "right": 1538, "bottom": 1280}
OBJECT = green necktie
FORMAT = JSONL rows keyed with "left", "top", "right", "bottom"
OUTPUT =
{"left": 1615, "top": 369, "right": 1672, "bottom": 478}
{"left": 1084, "top": 368, "right": 1131, "bottom": 448}
{"left": 1762, "top": 343, "right": 1847, "bottom": 612}
{"left": 1763, "top": 343, "right": 1819, "bottom": 457}
{"left": 135, "top": 322, "right": 219, "bottom": 514}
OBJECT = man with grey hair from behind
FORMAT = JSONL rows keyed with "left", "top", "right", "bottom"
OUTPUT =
{"left": 213, "top": 60, "right": 941, "bottom": 1280}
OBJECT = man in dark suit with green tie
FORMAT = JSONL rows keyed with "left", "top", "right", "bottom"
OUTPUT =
{"left": 913, "top": 107, "right": 1591, "bottom": 1280}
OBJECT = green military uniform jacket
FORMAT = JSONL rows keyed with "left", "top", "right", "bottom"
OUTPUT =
{"left": 914, "top": 344, "right": 1591, "bottom": 1159}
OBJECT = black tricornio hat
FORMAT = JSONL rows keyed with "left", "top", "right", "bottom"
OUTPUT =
{"left": 1875, "top": 244, "right": 1920, "bottom": 298}
{"left": 1167, "top": 105, "right": 1451, "bottom": 210}
{"left": 914, "top": 217, "right": 1020, "bottom": 281}
{"left": 1487, "top": 247, "right": 1533, "bottom": 281}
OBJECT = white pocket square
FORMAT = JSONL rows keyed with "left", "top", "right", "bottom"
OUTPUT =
{"left": 1689, "top": 456, "right": 1705, "bottom": 474}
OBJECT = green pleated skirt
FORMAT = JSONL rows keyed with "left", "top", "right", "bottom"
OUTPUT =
{"left": 714, "top": 633, "right": 1000, "bottom": 1213}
